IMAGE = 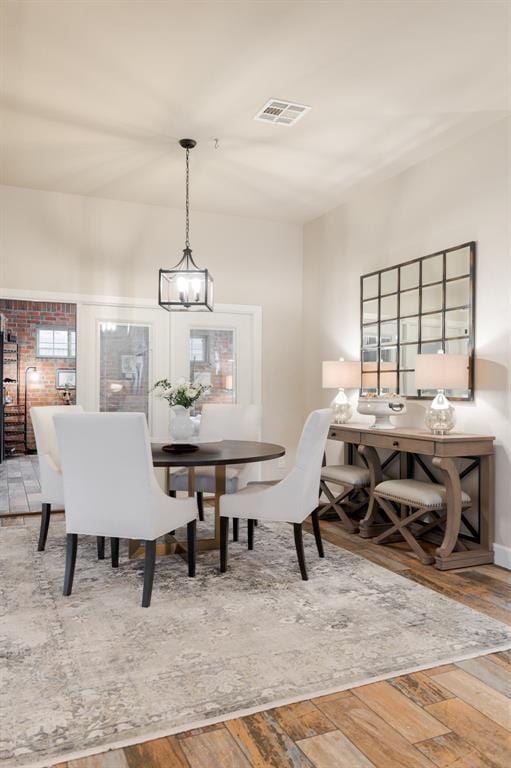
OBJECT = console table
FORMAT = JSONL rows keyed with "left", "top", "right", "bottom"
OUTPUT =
{"left": 327, "top": 423, "right": 495, "bottom": 570}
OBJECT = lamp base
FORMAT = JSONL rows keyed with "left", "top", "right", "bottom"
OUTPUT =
{"left": 331, "top": 388, "right": 353, "bottom": 424}
{"left": 424, "top": 390, "right": 456, "bottom": 435}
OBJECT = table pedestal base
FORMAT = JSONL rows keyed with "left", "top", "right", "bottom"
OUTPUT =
{"left": 128, "top": 464, "right": 225, "bottom": 560}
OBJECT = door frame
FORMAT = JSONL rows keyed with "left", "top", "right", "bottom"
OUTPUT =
{"left": 0, "top": 289, "right": 262, "bottom": 411}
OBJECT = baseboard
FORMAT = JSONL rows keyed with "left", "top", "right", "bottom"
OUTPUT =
{"left": 494, "top": 543, "right": 511, "bottom": 570}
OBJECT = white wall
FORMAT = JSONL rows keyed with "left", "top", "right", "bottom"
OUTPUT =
{"left": 303, "top": 117, "right": 511, "bottom": 560}
{"left": 0, "top": 184, "right": 304, "bottom": 475}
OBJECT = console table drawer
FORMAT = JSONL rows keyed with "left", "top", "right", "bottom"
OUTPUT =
{"left": 364, "top": 433, "right": 435, "bottom": 455}
{"left": 328, "top": 427, "right": 361, "bottom": 443}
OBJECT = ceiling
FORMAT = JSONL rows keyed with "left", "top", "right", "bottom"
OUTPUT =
{"left": 0, "top": 1, "right": 510, "bottom": 223}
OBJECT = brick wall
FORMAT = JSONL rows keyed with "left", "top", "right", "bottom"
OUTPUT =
{"left": 0, "top": 299, "right": 76, "bottom": 452}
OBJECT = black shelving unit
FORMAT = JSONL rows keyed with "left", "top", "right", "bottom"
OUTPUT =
{"left": 1, "top": 330, "right": 23, "bottom": 462}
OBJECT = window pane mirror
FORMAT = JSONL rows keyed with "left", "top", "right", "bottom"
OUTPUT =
{"left": 360, "top": 242, "right": 475, "bottom": 400}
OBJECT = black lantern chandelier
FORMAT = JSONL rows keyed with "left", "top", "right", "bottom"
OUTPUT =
{"left": 158, "top": 139, "right": 214, "bottom": 311}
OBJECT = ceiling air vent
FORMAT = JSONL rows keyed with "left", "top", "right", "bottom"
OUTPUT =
{"left": 254, "top": 99, "right": 311, "bottom": 126}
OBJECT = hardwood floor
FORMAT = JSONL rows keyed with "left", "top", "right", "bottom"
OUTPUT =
{"left": 3, "top": 512, "right": 511, "bottom": 768}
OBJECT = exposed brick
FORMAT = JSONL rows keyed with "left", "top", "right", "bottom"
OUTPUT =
{"left": 0, "top": 299, "right": 76, "bottom": 452}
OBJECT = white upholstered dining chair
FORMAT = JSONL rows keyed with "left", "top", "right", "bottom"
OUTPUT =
{"left": 29, "top": 405, "right": 111, "bottom": 556}
{"left": 54, "top": 412, "right": 197, "bottom": 607}
{"left": 169, "top": 403, "right": 261, "bottom": 537}
{"left": 219, "top": 408, "right": 333, "bottom": 580}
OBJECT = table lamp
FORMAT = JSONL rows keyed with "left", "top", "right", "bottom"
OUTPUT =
{"left": 415, "top": 352, "right": 469, "bottom": 434}
{"left": 322, "top": 359, "right": 361, "bottom": 423}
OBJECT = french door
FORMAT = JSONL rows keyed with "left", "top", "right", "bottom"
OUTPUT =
{"left": 77, "top": 303, "right": 170, "bottom": 440}
{"left": 169, "top": 309, "right": 260, "bottom": 414}
{"left": 77, "top": 302, "right": 261, "bottom": 437}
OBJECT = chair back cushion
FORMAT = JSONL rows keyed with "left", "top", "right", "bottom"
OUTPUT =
{"left": 54, "top": 412, "right": 155, "bottom": 538}
{"left": 31, "top": 405, "right": 84, "bottom": 467}
{"left": 199, "top": 403, "right": 261, "bottom": 441}
{"left": 294, "top": 408, "right": 333, "bottom": 509}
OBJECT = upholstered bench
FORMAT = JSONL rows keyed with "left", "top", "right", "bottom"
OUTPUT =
{"left": 373, "top": 478, "right": 471, "bottom": 565}
{"left": 320, "top": 464, "right": 371, "bottom": 533}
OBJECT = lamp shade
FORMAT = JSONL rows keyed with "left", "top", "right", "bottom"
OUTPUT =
{"left": 415, "top": 353, "right": 469, "bottom": 390}
{"left": 322, "top": 360, "right": 361, "bottom": 389}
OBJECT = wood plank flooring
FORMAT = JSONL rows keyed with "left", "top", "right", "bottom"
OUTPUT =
{"left": 3, "top": 486, "right": 511, "bottom": 768}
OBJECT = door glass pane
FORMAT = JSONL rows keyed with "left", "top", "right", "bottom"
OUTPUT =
{"left": 99, "top": 323, "right": 150, "bottom": 418}
{"left": 189, "top": 328, "right": 236, "bottom": 414}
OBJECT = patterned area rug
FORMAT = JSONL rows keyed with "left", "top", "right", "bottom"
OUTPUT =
{"left": 2, "top": 519, "right": 511, "bottom": 768}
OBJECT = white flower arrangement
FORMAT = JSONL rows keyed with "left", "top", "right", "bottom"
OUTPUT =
{"left": 153, "top": 378, "right": 209, "bottom": 409}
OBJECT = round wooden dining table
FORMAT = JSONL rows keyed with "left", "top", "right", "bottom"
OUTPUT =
{"left": 129, "top": 439, "right": 285, "bottom": 559}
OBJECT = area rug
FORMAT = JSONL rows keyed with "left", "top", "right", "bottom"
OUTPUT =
{"left": 2, "top": 519, "right": 511, "bottom": 768}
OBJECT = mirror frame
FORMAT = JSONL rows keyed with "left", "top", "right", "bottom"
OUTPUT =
{"left": 360, "top": 242, "right": 475, "bottom": 401}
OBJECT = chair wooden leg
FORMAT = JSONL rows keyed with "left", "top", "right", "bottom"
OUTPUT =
{"left": 142, "top": 539, "right": 156, "bottom": 607}
{"left": 220, "top": 516, "right": 229, "bottom": 572}
{"left": 111, "top": 537, "right": 119, "bottom": 568}
{"left": 232, "top": 517, "right": 239, "bottom": 542}
{"left": 247, "top": 519, "right": 255, "bottom": 550}
{"left": 197, "top": 491, "right": 204, "bottom": 521}
{"left": 97, "top": 536, "right": 105, "bottom": 560}
{"left": 293, "top": 523, "right": 308, "bottom": 580}
{"left": 63, "top": 533, "right": 78, "bottom": 596}
{"left": 311, "top": 509, "right": 324, "bottom": 558}
{"left": 187, "top": 519, "right": 196, "bottom": 577}
{"left": 37, "top": 503, "right": 51, "bottom": 551}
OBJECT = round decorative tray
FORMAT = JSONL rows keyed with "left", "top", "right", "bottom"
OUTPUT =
{"left": 162, "top": 443, "right": 199, "bottom": 454}
{"left": 161, "top": 435, "right": 222, "bottom": 454}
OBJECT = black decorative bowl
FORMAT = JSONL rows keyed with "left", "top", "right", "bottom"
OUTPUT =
{"left": 162, "top": 443, "right": 199, "bottom": 454}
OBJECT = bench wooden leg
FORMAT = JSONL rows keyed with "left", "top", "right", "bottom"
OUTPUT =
{"left": 374, "top": 498, "right": 435, "bottom": 566}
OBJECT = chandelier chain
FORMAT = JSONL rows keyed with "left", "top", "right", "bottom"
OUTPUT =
{"left": 185, "top": 148, "right": 190, "bottom": 249}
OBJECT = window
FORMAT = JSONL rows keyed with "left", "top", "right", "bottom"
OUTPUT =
{"left": 37, "top": 328, "right": 76, "bottom": 358}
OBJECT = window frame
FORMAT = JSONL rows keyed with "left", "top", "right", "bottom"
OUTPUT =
{"left": 36, "top": 326, "right": 76, "bottom": 359}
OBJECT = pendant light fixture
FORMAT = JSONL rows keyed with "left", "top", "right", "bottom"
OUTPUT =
{"left": 158, "top": 139, "right": 214, "bottom": 311}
